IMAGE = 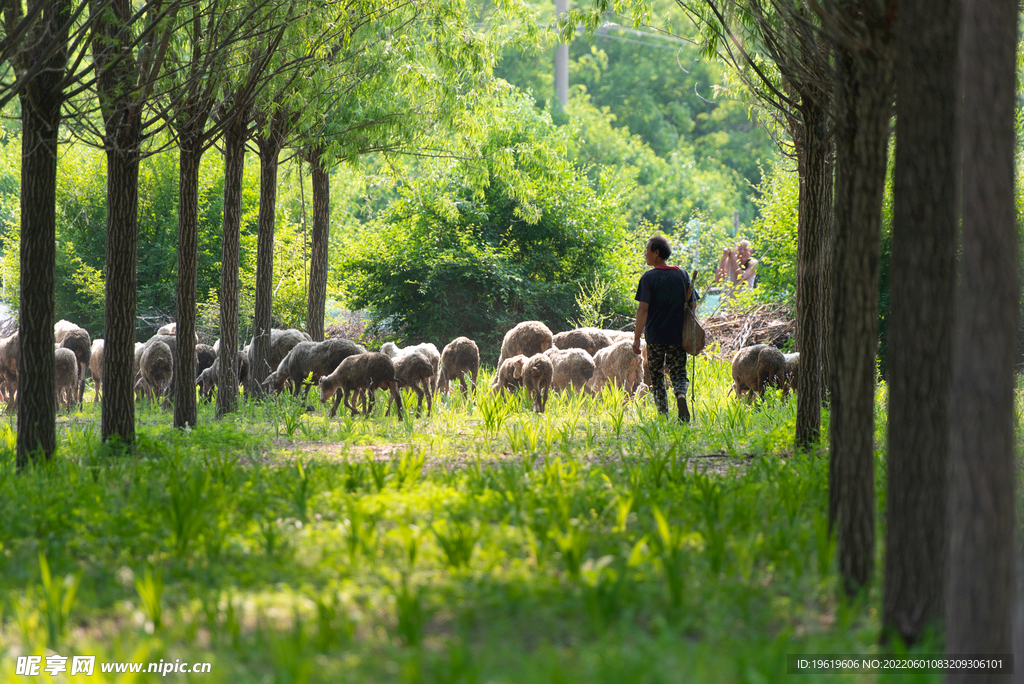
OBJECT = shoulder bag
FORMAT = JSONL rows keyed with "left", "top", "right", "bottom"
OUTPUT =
{"left": 681, "top": 269, "right": 705, "bottom": 356}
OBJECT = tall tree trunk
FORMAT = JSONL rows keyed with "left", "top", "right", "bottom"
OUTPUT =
{"left": 250, "top": 120, "right": 285, "bottom": 393}
{"left": 882, "top": 0, "right": 959, "bottom": 646}
{"left": 795, "top": 98, "right": 830, "bottom": 452}
{"left": 174, "top": 140, "right": 201, "bottom": 427}
{"left": 16, "top": 88, "right": 61, "bottom": 463}
{"left": 306, "top": 149, "right": 329, "bottom": 342}
{"left": 101, "top": 128, "right": 141, "bottom": 444}
{"left": 12, "top": 0, "right": 71, "bottom": 465}
{"left": 217, "top": 120, "right": 246, "bottom": 417}
{"left": 830, "top": 18, "right": 895, "bottom": 596}
{"left": 946, "top": 0, "right": 1017, "bottom": 674}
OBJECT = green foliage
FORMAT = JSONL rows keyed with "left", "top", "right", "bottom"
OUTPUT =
{"left": 339, "top": 91, "right": 639, "bottom": 357}
{"left": 746, "top": 158, "right": 799, "bottom": 304}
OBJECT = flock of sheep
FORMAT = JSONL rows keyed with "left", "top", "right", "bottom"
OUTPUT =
{"left": 0, "top": 317, "right": 799, "bottom": 417}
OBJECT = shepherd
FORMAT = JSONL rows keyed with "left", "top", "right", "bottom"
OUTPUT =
{"left": 632, "top": 235, "right": 698, "bottom": 422}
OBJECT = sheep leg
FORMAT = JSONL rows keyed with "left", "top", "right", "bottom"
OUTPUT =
{"left": 411, "top": 384, "right": 424, "bottom": 417}
{"left": 541, "top": 386, "right": 549, "bottom": 413}
{"left": 389, "top": 381, "right": 404, "bottom": 421}
{"left": 330, "top": 392, "right": 344, "bottom": 418}
{"left": 422, "top": 378, "right": 432, "bottom": 417}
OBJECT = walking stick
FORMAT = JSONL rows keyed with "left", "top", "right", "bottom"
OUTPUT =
{"left": 686, "top": 270, "right": 699, "bottom": 409}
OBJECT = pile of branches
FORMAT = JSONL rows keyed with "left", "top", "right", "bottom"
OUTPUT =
{"left": 701, "top": 303, "right": 795, "bottom": 360}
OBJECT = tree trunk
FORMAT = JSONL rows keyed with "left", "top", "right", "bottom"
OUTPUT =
{"left": 946, "top": 0, "right": 1017, "bottom": 674}
{"left": 101, "top": 129, "right": 141, "bottom": 444}
{"left": 830, "top": 21, "right": 895, "bottom": 597}
{"left": 12, "top": 0, "right": 71, "bottom": 465}
{"left": 15, "top": 87, "right": 61, "bottom": 464}
{"left": 795, "top": 98, "right": 830, "bottom": 452}
{"left": 174, "top": 140, "right": 201, "bottom": 427}
{"left": 217, "top": 121, "right": 246, "bottom": 417}
{"left": 306, "top": 149, "right": 329, "bottom": 342}
{"left": 882, "top": 0, "right": 959, "bottom": 646}
{"left": 250, "top": 120, "right": 285, "bottom": 393}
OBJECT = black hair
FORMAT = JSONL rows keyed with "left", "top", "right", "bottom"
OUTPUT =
{"left": 647, "top": 235, "right": 672, "bottom": 260}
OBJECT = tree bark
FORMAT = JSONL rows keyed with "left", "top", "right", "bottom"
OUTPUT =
{"left": 306, "top": 149, "right": 329, "bottom": 342}
{"left": 101, "top": 131, "right": 141, "bottom": 444}
{"left": 250, "top": 115, "right": 286, "bottom": 393}
{"left": 15, "top": 72, "right": 63, "bottom": 464}
{"left": 174, "top": 140, "right": 201, "bottom": 427}
{"left": 881, "top": 0, "right": 959, "bottom": 646}
{"left": 217, "top": 120, "right": 246, "bottom": 417}
{"left": 830, "top": 13, "right": 895, "bottom": 596}
{"left": 946, "top": 0, "right": 1017, "bottom": 675}
{"left": 795, "top": 98, "right": 830, "bottom": 452}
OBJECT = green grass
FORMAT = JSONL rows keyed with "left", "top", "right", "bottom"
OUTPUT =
{"left": 0, "top": 359, "right": 940, "bottom": 683}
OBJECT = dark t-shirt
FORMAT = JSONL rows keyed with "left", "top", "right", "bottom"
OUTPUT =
{"left": 635, "top": 265, "right": 695, "bottom": 345}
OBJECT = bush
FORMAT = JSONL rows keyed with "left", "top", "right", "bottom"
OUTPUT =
{"left": 340, "top": 92, "right": 639, "bottom": 361}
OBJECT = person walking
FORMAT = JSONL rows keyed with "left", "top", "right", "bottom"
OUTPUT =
{"left": 632, "top": 235, "right": 697, "bottom": 422}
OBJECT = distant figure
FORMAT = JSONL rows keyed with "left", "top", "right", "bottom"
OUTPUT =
{"left": 632, "top": 235, "right": 697, "bottom": 422}
{"left": 714, "top": 240, "right": 758, "bottom": 289}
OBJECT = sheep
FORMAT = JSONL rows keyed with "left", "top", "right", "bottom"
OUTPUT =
{"left": 264, "top": 338, "right": 368, "bottom": 400}
{"left": 139, "top": 340, "right": 173, "bottom": 402}
{"left": 731, "top": 344, "right": 788, "bottom": 403}
{"left": 497, "top": 321, "right": 553, "bottom": 368}
{"left": 197, "top": 350, "right": 249, "bottom": 401}
{"left": 544, "top": 347, "right": 596, "bottom": 392}
{"left": 512, "top": 353, "right": 553, "bottom": 413}
{"left": 247, "top": 328, "right": 313, "bottom": 379}
{"left": 57, "top": 323, "right": 91, "bottom": 407}
{"left": 589, "top": 339, "right": 645, "bottom": 397}
{"left": 552, "top": 328, "right": 613, "bottom": 356}
{"left": 437, "top": 337, "right": 480, "bottom": 394}
{"left": 783, "top": 352, "right": 799, "bottom": 393}
{"left": 53, "top": 320, "right": 78, "bottom": 344}
{"left": 390, "top": 352, "right": 434, "bottom": 417}
{"left": 381, "top": 341, "right": 441, "bottom": 390}
{"left": 157, "top": 322, "right": 199, "bottom": 344}
{"left": 196, "top": 344, "right": 217, "bottom": 379}
{"left": 54, "top": 347, "right": 78, "bottom": 413}
{"left": 490, "top": 354, "right": 526, "bottom": 395}
{"left": 89, "top": 339, "right": 104, "bottom": 402}
{"left": 318, "top": 352, "right": 403, "bottom": 419}
{"left": 0, "top": 331, "right": 18, "bottom": 408}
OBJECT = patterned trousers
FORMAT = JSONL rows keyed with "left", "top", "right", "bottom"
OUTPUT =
{"left": 646, "top": 343, "right": 689, "bottom": 415}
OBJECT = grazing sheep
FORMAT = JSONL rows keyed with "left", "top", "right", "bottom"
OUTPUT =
{"left": 391, "top": 352, "right": 434, "bottom": 417}
{"left": 783, "top": 352, "right": 799, "bottom": 393}
{"left": 381, "top": 341, "right": 441, "bottom": 390}
{"left": 552, "top": 328, "right": 613, "bottom": 356}
{"left": 140, "top": 340, "right": 173, "bottom": 402}
{"left": 590, "top": 339, "right": 645, "bottom": 396}
{"left": 89, "top": 339, "right": 104, "bottom": 402}
{"left": 490, "top": 354, "right": 526, "bottom": 395}
{"left": 437, "top": 337, "right": 480, "bottom": 394}
{"left": 0, "top": 331, "right": 18, "bottom": 408}
{"left": 54, "top": 347, "right": 78, "bottom": 413}
{"left": 731, "top": 344, "right": 788, "bottom": 403}
{"left": 545, "top": 347, "right": 596, "bottom": 392}
{"left": 512, "top": 353, "right": 553, "bottom": 413}
{"left": 196, "top": 344, "right": 217, "bottom": 378}
{"left": 265, "top": 338, "right": 367, "bottom": 400}
{"left": 497, "top": 321, "right": 553, "bottom": 368}
{"left": 57, "top": 324, "right": 91, "bottom": 407}
{"left": 53, "top": 320, "right": 78, "bottom": 344}
{"left": 197, "top": 350, "right": 249, "bottom": 401}
{"left": 247, "top": 328, "right": 313, "bottom": 379}
{"left": 318, "top": 352, "right": 403, "bottom": 419}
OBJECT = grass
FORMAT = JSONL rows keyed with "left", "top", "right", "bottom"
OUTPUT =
{"left": 0, "top": 358, "right": 947, "bottom": 683}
